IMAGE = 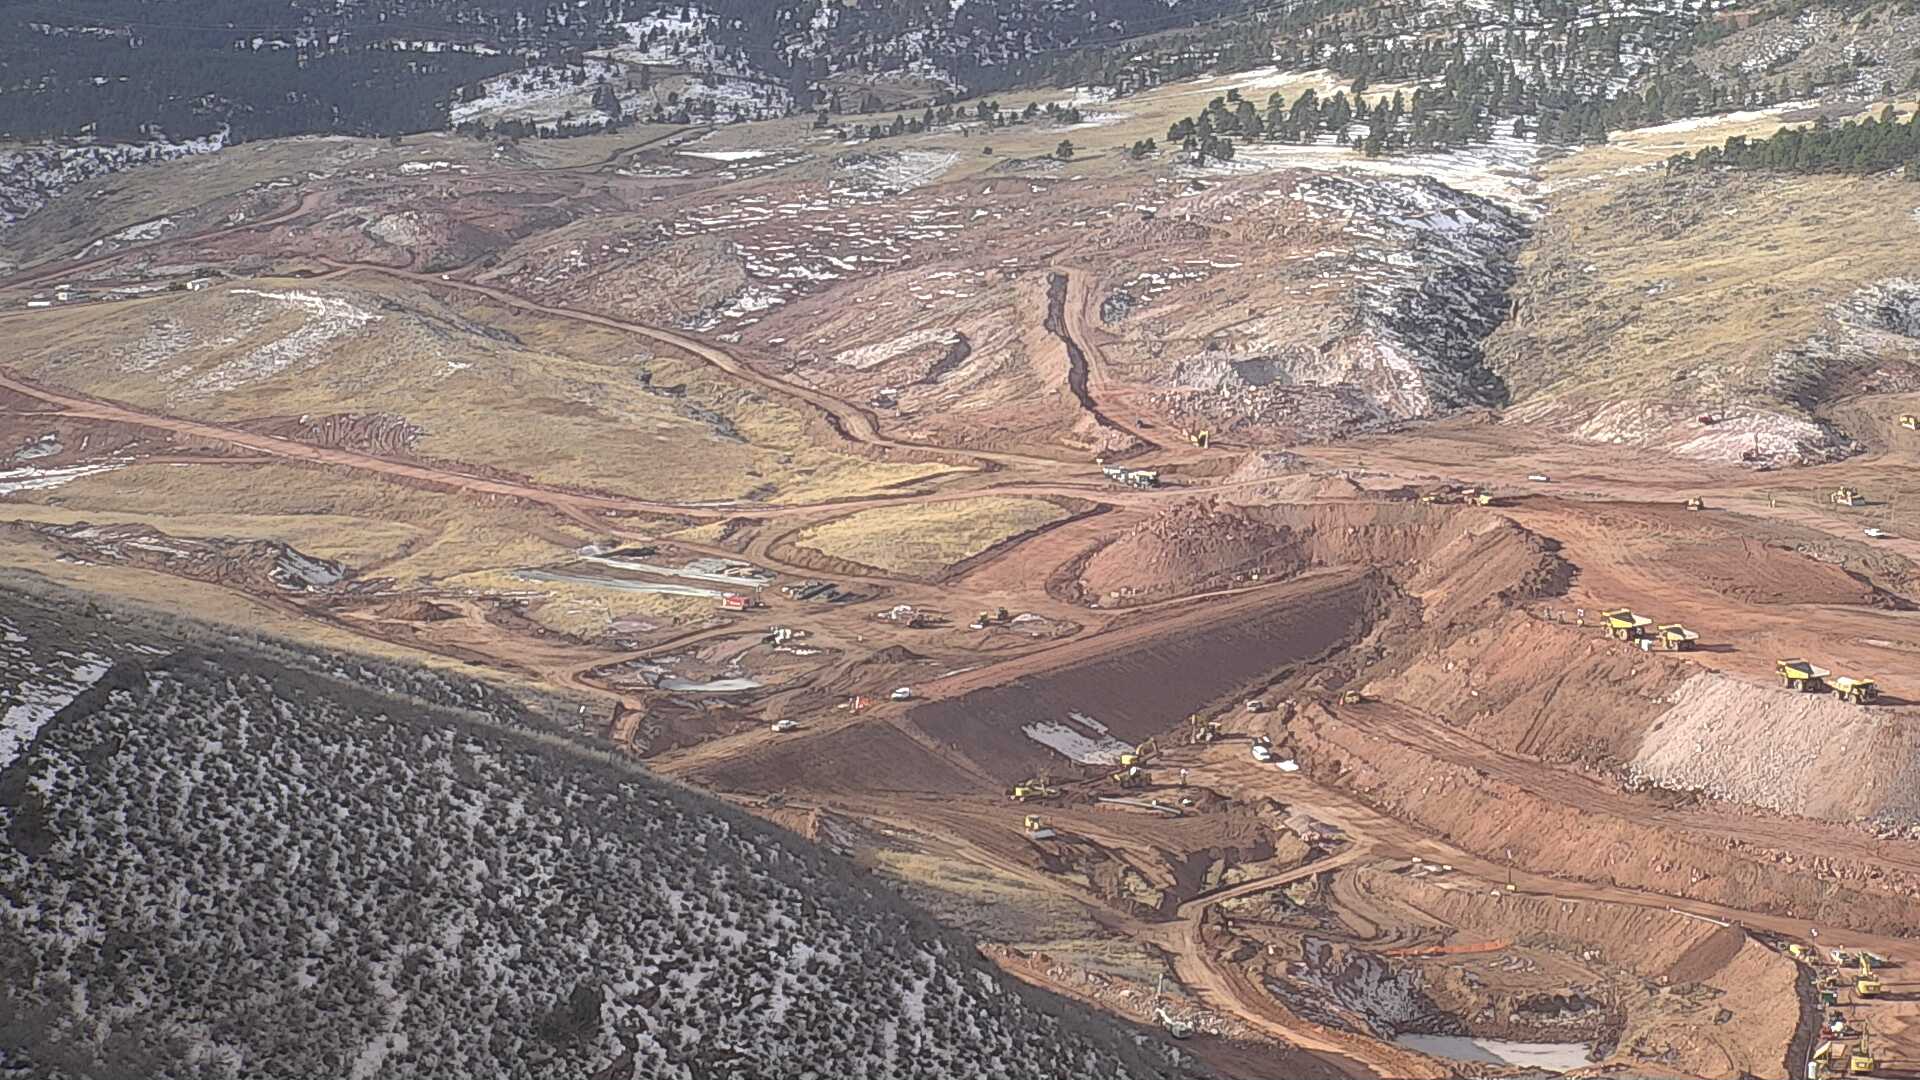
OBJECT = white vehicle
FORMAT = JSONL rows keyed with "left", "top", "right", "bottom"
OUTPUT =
{"left": 1527, "top": 473, "right": 1551, "bottom": 483}
{"left": 1864, "top": 527, "right": 1892, "bottom": 539}
{"left": 1245, "top": 699, "right": 1268, "bottom": 713}
{"left": 1251, "top": 743, "right": 1274, "bottom": 763}
{"left": 770, "top": 719, "right": 799, "bottom": 733}
{"left": 890, "top": 686, "right": 913, "bottom": 701}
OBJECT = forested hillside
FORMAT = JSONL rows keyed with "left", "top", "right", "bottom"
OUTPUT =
{"left": 0, "top": 584, "right": 1167, "bottom": 1080}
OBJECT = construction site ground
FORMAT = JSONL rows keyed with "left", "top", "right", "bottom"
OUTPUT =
{"left": 6, "top": 86, "right": 1920, "bottom": 1080}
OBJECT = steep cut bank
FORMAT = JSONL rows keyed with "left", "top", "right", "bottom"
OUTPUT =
{"left": 0, "top": 583, "right": 1167, "bottom": 1080}
{"left": 1284, "top": 701, "right": 1920, "bottom": 937}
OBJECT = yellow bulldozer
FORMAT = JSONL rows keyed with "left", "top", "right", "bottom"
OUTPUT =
{"left": 1187, "top": 714, "right": 1221, "bottom": 744}
{"left": 1832, "top": 487, "right": 1866, "bottom": 507}
{"left": 1010, "top": 776, "right": 1060, "bottom": 802}
{"left": 1833, "top": 676, "right": 1879, "bottom": 705}
{"left": 1778, "top": 658, "right": 1832, "bottom": 693}
{"left": 1600, "top": 609, "right": 1655, "bottom": 641}
{"left": 1110, "top": 766, "right": 1151, "bottom": 789}
{"left": 1685, "top": 496, "right": 1705, "bottom": 511}
{"left": 1022, "top": 814, "right": 1057, "bottom": 840}
{"left": 1339, "top": 689, "right": 1366, "bottom": 705}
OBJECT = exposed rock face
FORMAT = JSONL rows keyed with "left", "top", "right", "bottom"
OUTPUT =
{"left": 1141, "top": 172, "right": 1528, "bottom": 442}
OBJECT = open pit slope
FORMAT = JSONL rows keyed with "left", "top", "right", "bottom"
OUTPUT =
{"left": 5, "top": 2, "right": 1920, "bottom": 1077}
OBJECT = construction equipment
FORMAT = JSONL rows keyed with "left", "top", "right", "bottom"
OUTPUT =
{"left": 1658, "top": 624, "right": 1700, "bottom": 651}
{"left": 1833, "top": 676, "right": 1879, "bottom": 705}
{"left": 1686, "top": 496, "right": 1705, "bottom": 511}
{"left": 1832, "top": 487, "right": 1866, "bottom": 507}
{"left": 1601, "top": 609, "right": 1655, "bottom": 641}
{"left": 1855, "top": 954, "right": 1883, "bottom": 999}
{"left": 1010, "top": 776, "right": 1060, "bottom": 802}
{"left": 1339, "top": 689, "right": 1366, "bottom": 705}
{"left": 1474, "top": 490, "right": 1497, "bottom": 506}
{"left": 970, "top": 607, "right": 1012, "bottom": 630}
{"left": 1778, "top": 659, "right": 1832, "bottom": 693}
{"left": 1848, "top": 1023, "right": 1876, "bottom": 1076}
{"left": 1022, "top": 814, "right": 1057, "bottom": 841}
{"left": 1187, "top": 429, "right": 1210, "bottom": 449}
{"left": 1110, "top": 766, "right": 1151, "bottom": 789}
{"left": 1153, "top": 1007, "right": 1194, "bottom": 1040}
{"left": 1901, "top": 414, "right": 1917, "bottom": 431}
{"left": 1188, "top": 714, "right": 1221, "bottom": 743}
{"left": 1119, "top": 738, "right": 1160, "bottom": 769}
{"left": 1101, "top": 465, "right": 1159, "bottom": 488}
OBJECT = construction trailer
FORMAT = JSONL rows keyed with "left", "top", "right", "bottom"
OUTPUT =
{"left": 1778, "top": 659, "right": 1832, "bottom": 693}
{"left": 1658, "top": 624, "right": 1700, "bottom": 651}
{"left": 1831, "top": 487, "right": 1866, "bottom": 507}
{"left": 1601, "top": 609, "right": 1655, "bottom": 641}
{"left": 1832, "top": 676, "right": 1879, "bottom": 705}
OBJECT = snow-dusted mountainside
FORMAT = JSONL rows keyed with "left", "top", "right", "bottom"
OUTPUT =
{"left": 1097, "top": 170, "right": 1527, "bottom": 442}
{"left": 0, "top": 587, "right": 1164, "bottom": 1080}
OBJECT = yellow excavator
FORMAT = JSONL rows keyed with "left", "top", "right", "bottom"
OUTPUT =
{"left": 1010, "top": 775, "right": 1060, "bottom": 802}
{"left": 1849, "top": 1021, "right": 1877, "bottom": 1076}
{"left": 1855, "top": 953, "right": 1883, "bottom": 999}
{"left": 1119, "top": 738, "right": 1160, "bottom": 769}
{"left": 1685, "top": 496, "right": 1706, "bottom": 511}
{"left": 1186, "top": 429, "right": 1210, "bottom": 449}
{"left": 1902, "top": 414, "right": 1918, "bottom": 431}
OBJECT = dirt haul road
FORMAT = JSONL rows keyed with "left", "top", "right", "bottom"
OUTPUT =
{"left": 0, "top": 191, "right": 325, "bottom": 289}
{"left": 319, "top": 260, "right": 1093, "bottom": 474}
{"left": 0, "top": 367, "right": 1210, "bottom": 526}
